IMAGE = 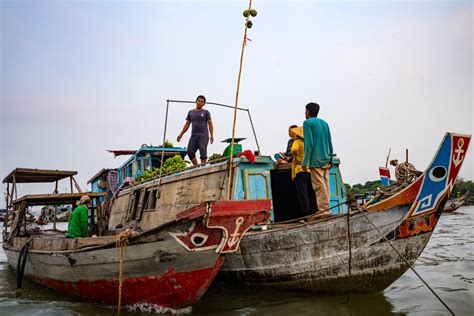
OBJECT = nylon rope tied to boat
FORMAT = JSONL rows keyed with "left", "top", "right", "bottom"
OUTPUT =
{"left": 115, "top": 228, "right": 138, "bottom": 316}
{"left": 359, "top": 208, "right": 455, "bottom": 315}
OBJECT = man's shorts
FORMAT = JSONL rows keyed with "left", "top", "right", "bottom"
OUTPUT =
{"left": 187, "top": 134, "right": 209, "bottom": 160}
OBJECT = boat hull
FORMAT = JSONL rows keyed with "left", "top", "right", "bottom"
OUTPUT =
{"left": 220, "top": 206, "right": 437, "bottom": 293}
{"left": 3, "top": 199, "right": 271, "bottom": 308}
{"left": 4, "top": 227, "right": 222, "bottom": 308}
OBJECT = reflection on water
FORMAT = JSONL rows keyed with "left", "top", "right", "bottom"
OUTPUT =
{"left": 0, "top": 207, "right": 472, "bottom": 315}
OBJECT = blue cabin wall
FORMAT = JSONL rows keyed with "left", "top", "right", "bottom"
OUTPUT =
{"left": 329, "top": 157, "right": 348, "bottom": 214}
{"left": 116, "top": 147, "right": 187, "bottom": 186}
{"left": 233, "top": 157, "right": 275, "bottom": 222}
{"left": 90, "top": 179, "right": 106, "bottom": 205}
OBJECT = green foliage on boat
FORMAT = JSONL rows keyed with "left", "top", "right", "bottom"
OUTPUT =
{"left": 135, "top": 155, "right": 187, "bottom": 183}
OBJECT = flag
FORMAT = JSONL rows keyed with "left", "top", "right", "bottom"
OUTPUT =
{"left": 379, "top": 167, "right": 391, "bottom": 186}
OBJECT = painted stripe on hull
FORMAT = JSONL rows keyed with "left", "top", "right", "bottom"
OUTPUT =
{"left": 29, "top": 256, "right": 224, "bottom": 309}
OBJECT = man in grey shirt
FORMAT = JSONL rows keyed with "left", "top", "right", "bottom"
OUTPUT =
{"left": 177, "top": 95, "right": 214, "bottom": 165}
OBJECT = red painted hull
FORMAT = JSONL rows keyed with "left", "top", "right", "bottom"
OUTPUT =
{"left": 30, "top": 256, "right": 224, "bottom": 308}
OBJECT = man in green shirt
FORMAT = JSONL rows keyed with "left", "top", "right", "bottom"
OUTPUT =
{"left": 66, "top": 195, "right": 91, "bottom": 238}
{"left": 302, "top": 102, "right": 333, "bottom": 215}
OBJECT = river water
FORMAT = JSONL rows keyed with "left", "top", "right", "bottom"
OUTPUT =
{"left": 0, "top": 206, "right": 473, "bottom": 315}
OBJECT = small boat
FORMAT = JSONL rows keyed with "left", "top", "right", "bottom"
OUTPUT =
{"left": 2, "top": 168, "right": 271, "bottom": 309}
{"left": 219, "top": 133, "right": 471, "bottom": 293}
{"left": 443, "top": 191, "right": 469, "bottom": 213}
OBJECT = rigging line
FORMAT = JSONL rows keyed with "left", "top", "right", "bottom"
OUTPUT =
{"left": 359, "top": 209, "right": 455, "bottom": 316}
{"left": 265, "top": 200, "right": 348, "bottom": 226}
{"left": 345, "top": 208, "right": 352, "bottom": 303}
{"left": 227, "top": 0, "right": 253, "bottom": 200}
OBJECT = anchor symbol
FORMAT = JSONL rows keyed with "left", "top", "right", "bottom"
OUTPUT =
{"left": 453, "top": 138, "right": 465, "bottom": 167}
{"left": 227, "top": 217, "right": 245, "bottom": 248}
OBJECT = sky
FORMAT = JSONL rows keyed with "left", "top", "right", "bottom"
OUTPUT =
{"left": 0, "top": 0, "right": 472, "bottom": 206}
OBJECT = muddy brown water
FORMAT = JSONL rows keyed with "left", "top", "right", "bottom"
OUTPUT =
{"left": 0, "top": 206, "right": 472, "bottom": 315}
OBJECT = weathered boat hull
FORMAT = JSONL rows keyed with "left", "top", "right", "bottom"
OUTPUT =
{"left": 221, "top": 133, "right": 471, "bottom": 293}
{"left": 3, "top": 200, "right": 271, "bottom": 308}
{"left": 221, "top": 208, "right": 437, "bottom": 293}
{"left": 4, "top": 221, "right": 222, "bottom": 308}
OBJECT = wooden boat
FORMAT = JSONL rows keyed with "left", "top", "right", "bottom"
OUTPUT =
{"left": 219, "top": 133, "right": 471, "bottom": 293}
{"left": 443, "top": 191, "right": 469, "bottom": 213}
{"left": 2, "top": 168, "right": 271, "bottom": 309}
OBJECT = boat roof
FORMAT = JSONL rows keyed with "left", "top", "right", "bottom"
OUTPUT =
{"left": 3, "top": 168, "right": 78, "bottom": 184}
{"left": 12, "top": 192, "right": 107, "bottom": 206}
{"left": 87, "top": 168, "right": 114, "bottom": 184}
{"left": 115, "top": 147, "right": 187, "bottom": 170}
{"left": 108, "top": 146, "right": 187, "bottom": 158}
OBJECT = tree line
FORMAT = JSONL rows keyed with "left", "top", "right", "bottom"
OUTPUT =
{"left": 345, "top": 179, "right": 473, "bottom": 204}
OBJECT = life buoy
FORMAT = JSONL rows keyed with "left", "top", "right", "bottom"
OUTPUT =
{"left": 450, "top": 203, "right": 456, "bottom": 209}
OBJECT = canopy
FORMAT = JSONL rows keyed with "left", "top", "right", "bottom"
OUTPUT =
{"left": 12, "top": 192, "right": 107, "bottom": 206}
{"left": 3, "top": 168, "right": 78, "bottom": 184}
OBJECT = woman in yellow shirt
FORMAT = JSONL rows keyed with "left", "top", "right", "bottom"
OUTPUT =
{"left": 290, "top": 126, "right": 317, "bottom": 217}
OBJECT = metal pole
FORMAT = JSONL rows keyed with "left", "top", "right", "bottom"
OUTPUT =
{"left": 166, "top": 99, "right": 249, "bottom": 111}
{"left": 154, "top": 100, "right": 170, "bottom": 199}
{"left": 246, "top": 109, "right": 261, "bottom": 155}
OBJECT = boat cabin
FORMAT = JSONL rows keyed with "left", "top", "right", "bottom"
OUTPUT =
{"left": 2, "top": 168, "right": 107, "bottom": 242}
{"left": 108, "top": 145, "right": 187, "bottom": 186}
{"left": 269, "top": 156, "right": 348, "bottom": 222}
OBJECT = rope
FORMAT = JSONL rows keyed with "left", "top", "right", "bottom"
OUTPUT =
{"left": 359, "top": 208, "right": 455, "bottom": 315}
{"left": 345, "top": 209, "right": 352, "bottom": 303}
{"left": 264, "top": 200, "right": 348, "bottom": 227}
{"left": 115, "top": 229, "right": 138, "bottom": 316}
{"left": 376, "top": 162, "right": 422, "bottom": 199}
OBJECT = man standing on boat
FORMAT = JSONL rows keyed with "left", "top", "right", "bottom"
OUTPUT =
{"left": 302, "top": 102, "right": 333, "bottom": 215}
{"left": 177, "top": 95, "right": 214, "bottom": 165}
{"left": 66, "top": 195, "right": 91, "bottom": 238}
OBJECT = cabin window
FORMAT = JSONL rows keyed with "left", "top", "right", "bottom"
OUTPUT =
{"left": 142, "top": 189, "right": 150, "bottom": 210}
{"left": 127, "top": 189, "right": 141, "bottom": 222}
{"left": 149, "top": 189, "right": 158, "bottom": 210}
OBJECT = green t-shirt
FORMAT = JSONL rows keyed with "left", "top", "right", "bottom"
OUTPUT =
{"left": 66, "top": 205, "right": 89, "bottom": 238}
{"left": 302, "top": 117, "right": 333, "bottom": 168}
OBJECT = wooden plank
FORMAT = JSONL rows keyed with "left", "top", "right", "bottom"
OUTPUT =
{"left": 3, "top": 168, "right": 78, "bottom": 184}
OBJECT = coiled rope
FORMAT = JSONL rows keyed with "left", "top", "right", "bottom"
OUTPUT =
{"left": 376, "top": 162, "right": 422, "bottom": 198}
{"left": 115, "top": 228, "right": 137, "bottom": 316}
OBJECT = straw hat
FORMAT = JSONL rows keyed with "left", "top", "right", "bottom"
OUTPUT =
{"left": 79, "top": 195, "right": 91, "bottom": 205}
{"left": 290, "top": 126, "right": 304, "bottom": 139}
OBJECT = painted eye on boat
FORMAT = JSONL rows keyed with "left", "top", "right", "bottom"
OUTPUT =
{"left": 191, "top": 233, "right": 208, "bottom": 247}
{"left": 429, "top": 166, "right": 447, "bottom": 182}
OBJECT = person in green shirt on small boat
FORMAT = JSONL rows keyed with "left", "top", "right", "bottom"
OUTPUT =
{"left": 66, "top": 195, "right": 91, "bottom": 238}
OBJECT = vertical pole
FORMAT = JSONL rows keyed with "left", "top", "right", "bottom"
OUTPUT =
{"left": 227, "top": 0, "right": 253, "bottom": 200}
{"left": 246, "top": 109, "right": 261, "bottom": 155}
{"left": 4, "top": 183, "right": 10, "bottom": 239}
{"left": 12, "top": 174, "right": 17, "bottom": 200}
{"left": 90, "top": 199, "right": 95, "bottom": 236}
{"left": 159, "top": 100, "right": 170, "bottom": 177}
{"left": 70, "top": 176, "right": 73, "bottom": 193}
{"left": 96, "top": 197, "right": 103, "bottom": 236}
{"left": 6, "top": 183, "right": 9, "bottom": 209}
{"left": 406, "top": 149, "right": 408, "bottom": 163}
{"left": 385, "top": 148, "right": 391, "bottom": 168}
{"left": 53, "top": 205, "right": 57, "bottom": 230}
{"left": 154, "top": 100, "right": 170, "bottom": 200}
{"left": 54, "top": 180, "right": 58, "bottom": 194}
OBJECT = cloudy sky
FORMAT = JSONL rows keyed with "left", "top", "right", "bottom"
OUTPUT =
{"left": 1, "top": 0, "right": 472, "bottom": 205}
